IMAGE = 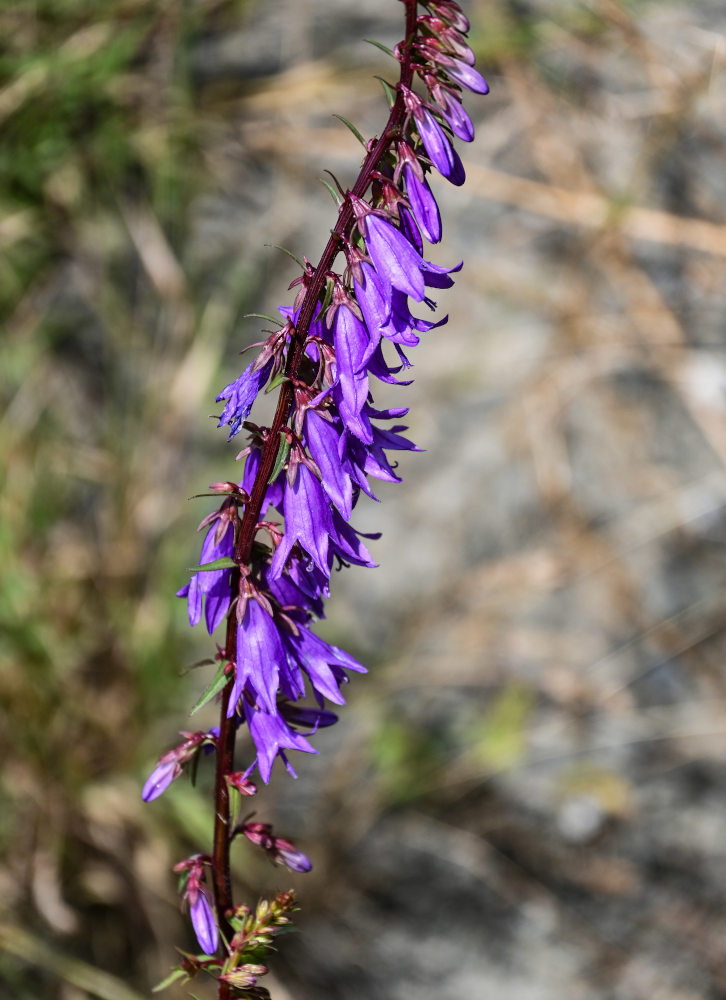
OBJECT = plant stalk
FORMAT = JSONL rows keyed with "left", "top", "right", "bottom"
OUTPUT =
{"left": 211, "top": 3, "right": 419, "bottom": 993}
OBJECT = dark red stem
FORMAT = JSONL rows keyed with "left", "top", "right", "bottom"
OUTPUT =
{"left": 212, "top": 2, "right": 420, "bottom": 991}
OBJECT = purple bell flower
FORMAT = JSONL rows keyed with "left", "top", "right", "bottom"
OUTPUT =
{"left": 216, "top": 358, "right": 273, "bottom": 440}
{"left": 439, "top": 55, "right": 489, "bottom": 95}
{"left": 142, "top": 759, "right": 179, "bottom": 802}
{"left": 437, "top": 90, "right": 475, "bottom": 142}
{"left": 352, "top": 262, "right": 387, "bottom": 363}
{"left": 305, "top": 408, "right": 353, "bottom": 519}
{"left": 416, "top": 107, "right": 466, "bottom": 186}
{"left": 364, "top": 214, "right": 427, "bottom": 302}
{"left": 282, "top": 623, "right": 365, "bottom": 706}
{"left": 178, "top": 516, "right": 235, "bottom": 633}
{"left": 190, "top": 890, "right": 218, "bottom": 955}
{"left": 269, "top": 464, "right": 334, "bottom": 580}
{"left": 403, "top": 163, "right": 442, "bottom": 244}
{"left": 243, "top": 701, "right": 317, "bottom": 783}
{"left": 331, "top": 301, "right": 372, "bottom": 440}
{"left": 229, "top": 597, "right": 285, "bottom": 716}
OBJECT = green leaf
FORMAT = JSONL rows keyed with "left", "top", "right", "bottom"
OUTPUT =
{"left": 332, "top": 114, "right": 366, "bottom": 147}
{"left": 178, "top": 658, "right": 215, "bottom": 677}
{"left": 187, "top": 492, "right": 235, "bottom": 500}
{"left": 243, "top": 312, "right": 284, "bottom": 326}
{"left": 364, "top": 38, "right": 395, "bottom": 58}
{"left": 186, "top": 557, "right": 238, "bottom": 572}
{"left": 152, "top": 968, "right": 188, "bottom": 992}
{"left": 267, "top": 243, "right": 304, "bottom": 267}
{"left": 268, "top": 433, "right": 290, "bottom": 484}
{"left": 189, "top": 663, "right": 228, "bottom": 716}
{"left": 374, "top": 76, "right": 396, "bottom": 106}
{"left": 319, "top": 177, "right": 342, "bottom": 206}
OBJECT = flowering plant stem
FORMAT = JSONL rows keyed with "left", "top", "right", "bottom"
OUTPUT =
{"left": 211, "top": 0, "right": 420, "bottom": 961}
{"left": 143, "top": 0, "right": 487, "bottom": 994}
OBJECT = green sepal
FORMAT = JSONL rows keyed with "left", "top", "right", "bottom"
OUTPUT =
{"left": 266, "top": 372, "right": 289, "bottom": 393}
{"left": 189, "top": 744, "right": 200, "bottom": 787}
{"left": 187, "top": 557, "right": 238, "bottom": 572}
{"left": 364, "top": 38, "right": 395, "bottom": 58}
{"left": 268, "top": 433, "right": 290, "bottom": 484}
{"left": 374, "top": 76, "right": 396, "bottom": 106}
{"left": 189, "top": 663, "right": 228, "bottom": 716}
{"left": 332, "top": 114, "right": 366, "bottom": 147}
{"left": 152, "top": 967, "right": 189, "bottom": 992}
{"left": 319, "top": 276, "right": 335, "bottom": 316}
{"left": 320, "top": 177, "right": 342, "bottom": 206}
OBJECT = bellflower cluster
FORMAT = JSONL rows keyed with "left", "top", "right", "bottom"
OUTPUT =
{"left": 144, "top": 3, "right": 486, "bottom": 996}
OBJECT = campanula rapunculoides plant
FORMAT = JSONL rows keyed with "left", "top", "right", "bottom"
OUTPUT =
{"left": 143, "top": 2, "right": 487, "bottom": 996}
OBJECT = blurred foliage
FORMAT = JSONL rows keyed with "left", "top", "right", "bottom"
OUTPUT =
{"left": 0, "top": 2, "right": 254, "bottom": 996}
{"left": 5, "top": 0, "right": 725, "bottom": 998}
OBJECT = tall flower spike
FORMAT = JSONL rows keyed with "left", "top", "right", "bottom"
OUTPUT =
{"left": 143, "top": 3, "right": 486, "bottom": 994}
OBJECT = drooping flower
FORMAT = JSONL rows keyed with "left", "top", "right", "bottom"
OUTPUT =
{"left": 269, "top": 463, "right": 334, "bottom": 580}
{"left": 216, "top": 358, "right": 274, "bottom": 440}
{"left": 190, "top": 890, "right": 218, "bottom": 956}
{"left": 142, "top": 730, "right": 215, "bottom": 802}
{"left": 243, "top": 700, "right": 318, "bottom": 783}
{"left": 229, "top": 596, "right": 285, "bottom": 716}
{"left": 173, "top": 855, "right": 218, "bottom": 956}
{"left": 237, "top": 821, "right": 312, "bottom": 873}
{"left": 403, "top": 162, "right": 442, "bottom": 244}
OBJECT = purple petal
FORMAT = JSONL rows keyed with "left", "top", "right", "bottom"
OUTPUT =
{"left": 404, "top": 164, "right": 442, "bottom": 244}
{"left": 352, "top": 263, "right": 387, "bottom": 363}
{"left": 439, "top": 91, "right": 475, "bottom": 142}
{"left": 333, "top": 303, "right": 371, "bottom": 428}
{"left": 244, "top": 702, "right": 316, "bottom": 784}
{"left": 283, "top": 626, "right": 347, "bottom": 705}
{"left": 269, "top": 465, "right": 333, "bottom": 579}
{"left": 277, "top": 842, "right": 312, "bottom": 873}
{"left": 305, "top": 409, "right": 353, "bottom": 519}
{"left": 280, "top": 703, "right": 338, "bottom": 731}
{"left": 142, "top": 760, "right": 179, "bottom": 802}
{"left": 417, "top": 109, "right": 466, "bottom": 186}
{"left": 443, "top": 58, "right": 489, "bottom": 95}
{"left": 204, "top": 573, "right": 233, "bottom": 634}
{"left": 190, "top": 891, "right": 218, "bottom": 955}
{"left": 365, "top": 215, "right": 426, "bottom": 301}
{"left": 329, "top": 510, "right": 377, "bottom": 568}
{"left": 229, "top": 599, "right": 283, "bottom": 715}
{"left": 332, "top": 377, "right": 373, "bottom": 443}
{"left": 216, "top": 359, "right": 273, "bottom": 440}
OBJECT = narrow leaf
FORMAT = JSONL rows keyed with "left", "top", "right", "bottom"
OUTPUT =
{"left": 374, "top": 76, "right": 396, "bottom": 106}
{"left": 319, "top": 177, "right": 342, "bottom": 206}
{"left": 178, "top": 658, "right": 216, "bottom": 677}
{"left": 152, "top": 968, "right": 188, "bottom": 992}
{"left": 189, "top": 663, "right": 228, "bottom": 716}
{"left": 187, "top": 557, "right": 238, "bottom": 572}
{"left": 243, "top": 312, "right": 283, "bottom": 326}
{"left": 364, "top": 38, "right": 395, "bottom": 58}
{"left": 267, "top": 243, "right": 304, "bottom": 267}
{"left": 188, "top": 492, "right": 238, "bottom": 500}
{"left": 268, "top": 432, "right": 290, "bottom": 484}
{"left": 332, "top": 114, "right": 366, "bottom": 147}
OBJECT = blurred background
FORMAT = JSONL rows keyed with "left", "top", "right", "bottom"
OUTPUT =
{"left": 3, "top": 0, "right": 726, "bottom": 997}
